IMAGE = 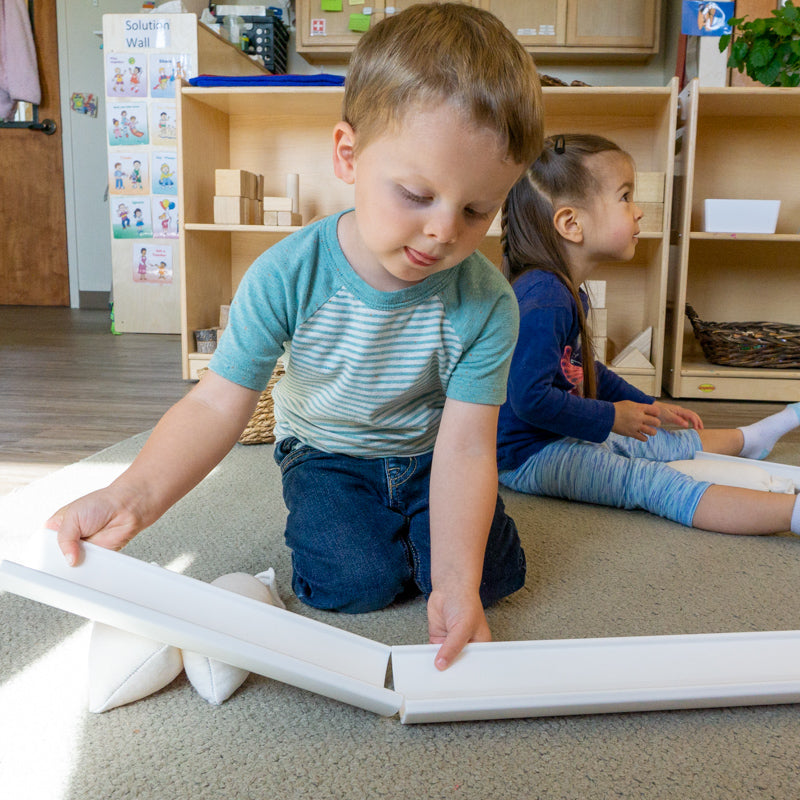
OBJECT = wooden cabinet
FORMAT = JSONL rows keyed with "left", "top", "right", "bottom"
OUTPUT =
{"left": 566, "top": 0, "right": 658, "bottom": 49}
{"left": 296, "top": 0, "right": 661, "bottom": 61}
{"left": 664, "top": 80, "right": 800, "bottom": 401}
{"left": 296, "top": 0, "right": 481, "bottom": 59}
{"left": 479, "top": 0, "right": 566, "bottom": 49}
{"left": 177, "top": 81, "right": 678, "bottom": 395}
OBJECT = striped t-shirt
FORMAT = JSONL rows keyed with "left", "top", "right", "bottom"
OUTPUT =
{"left": 209, "top": 211, "right": 519, "bottom": 458}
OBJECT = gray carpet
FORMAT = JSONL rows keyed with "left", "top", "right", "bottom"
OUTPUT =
{"left": 2, "top": 434, "right": 800, "bottom": 800}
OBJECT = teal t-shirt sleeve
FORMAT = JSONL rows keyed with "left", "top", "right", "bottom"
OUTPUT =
{"left": 208, "top": 254, "right": 290, "bottom": 391}
{"left": 443, "top": 259, "right": 520, "bottom": 406}
{"left": 208, "top": 216, "right": 341, "bottom": 392}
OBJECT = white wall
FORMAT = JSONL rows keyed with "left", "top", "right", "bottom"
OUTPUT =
{"left": 57, "top": 0, "right": 147, "bottom": 306}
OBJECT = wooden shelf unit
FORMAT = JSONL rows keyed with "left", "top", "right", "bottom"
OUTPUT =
{"left": 177, "top": 81, "right": 679, "bottom": 394}
{"left": 664, "top": 80, "right": 800, "bottom": 401}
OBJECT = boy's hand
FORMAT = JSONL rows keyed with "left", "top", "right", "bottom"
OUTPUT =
{"left": 612, "top": 400, "right": 662, "bottom": 441}
{"left": 46, "top": 486, "right": 143, "bottom": 567}
{"left": 427, "top": 587, "right": 491, "bottom": 670}
{"left": 651, "top": 401, "right": 704, "bottom": 430}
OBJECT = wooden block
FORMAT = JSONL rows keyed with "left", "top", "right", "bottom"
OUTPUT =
{"left": 612, "top": 348, "right": 653, "bottom": 369}
{"left": 277, "top": 211, "right": 303, "bottom": 227}
{"left": 638, "top": 202, "right": 664, "bottom": 232}
{"left": 487, "top": 209, "right": 502, "bottom": 237}
{"left": 592, "top": 336, "right": 607, "bottom": 363}
{"left": 263, "top": 210, "right": 279, "bottom": 226}
{"left": 611, "top": 327, "right": 653, "bottom": 367}
{"left": 214, "top": 195, "right": 248, "bottom": 225}
{"left": 250, "top": 199, "right": 261, "bottom": 223}
{"left": 215, "top": 169, "right": 258, "bottom": 199}
{"left": 262, "top": 196, "right": 294, "bottom": 212}
{"left": 286, "top": 173, "right": 299, "bottom": 213}
{"left": 256, "top": 174, "right": 264, "bottom": 200}
{"left": 219, "top": 304, "right": 230, "bottom": 328}
{"left": 583, "top": 280, "right": 606, "bottom": 308}
{"left": 634, "top": 172, "right": 665, "bottom": 203}
{"left": 588, "top": 307, "right": 608, "bottom": 337}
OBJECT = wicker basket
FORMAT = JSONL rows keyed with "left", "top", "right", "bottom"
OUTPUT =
{"left": 685, "top": 304, "right": 800, "bottom": 369}
{"left": 198, "top": 362, "right": 285, "bottom": 445}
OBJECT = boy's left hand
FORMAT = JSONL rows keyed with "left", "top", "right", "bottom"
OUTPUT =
{"left": 427, "top": 587, "right": 491, "bottom": 671}
{"left": 652, "top": 401, "right": 704, "bottom": 430}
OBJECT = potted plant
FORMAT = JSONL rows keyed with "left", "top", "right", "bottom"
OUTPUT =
{"left": 719, "top": 0, "right": 800, "bottom": 86}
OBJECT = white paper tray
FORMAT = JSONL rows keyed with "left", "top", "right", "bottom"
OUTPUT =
{"left": 4, "top": 531, "right": 800, "bottom": 724}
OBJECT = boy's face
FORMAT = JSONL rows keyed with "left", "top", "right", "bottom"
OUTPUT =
{"left": 333, "top": 104, "right": 523, "bottom": 291}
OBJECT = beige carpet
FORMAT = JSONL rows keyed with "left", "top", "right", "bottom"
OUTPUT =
{"left": 2, "top": 433, "right": 800, "bottom": 800}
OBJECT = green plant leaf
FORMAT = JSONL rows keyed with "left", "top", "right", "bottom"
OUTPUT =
{"left": 755, "top": 56, "right": 782, "bottom": 85}
{"left": 774, "top": 21, "right": 792, "bottom": 36}
{"left": 749, "top": 38, "right": 775, "bottom": 68}
{"left": 782, "top": 3, "right": 798, "bottom": 22}
{"left": 731, "top": 38, "right": 750, "bottom": 63}
{"left": 719, "top": 33, "right": 731, "bottom": 52}
{"left": 751, "top": 18, "right": 767, "bottom": 36}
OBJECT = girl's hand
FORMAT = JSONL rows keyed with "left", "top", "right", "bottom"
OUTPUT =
{"left": 612, "top": 400, "right": 662, "bottom": 441}
{"left": 651, "top": 401, "right": 704, "bottom": 430}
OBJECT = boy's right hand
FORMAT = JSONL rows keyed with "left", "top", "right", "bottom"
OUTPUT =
{"left": 46, "top": 486, "right": 143, "bottom": 566}
{"left": 612, "top": 400, "right": 661, "bottom": 442}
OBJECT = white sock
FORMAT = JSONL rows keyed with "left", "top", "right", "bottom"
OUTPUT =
{"left": 738, "top": 402, "right": 800, "bottom": 460}
{"left": 791, "top": 495, "right": 800, "bottom": 536}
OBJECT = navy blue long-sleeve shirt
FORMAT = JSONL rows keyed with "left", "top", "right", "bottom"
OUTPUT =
{"left": 497, "top": 269, "right": 652, "bottom": 470}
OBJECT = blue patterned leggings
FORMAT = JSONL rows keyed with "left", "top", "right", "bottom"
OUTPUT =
{"left": 499, "top": 429, "right": 711, "bottom": 527}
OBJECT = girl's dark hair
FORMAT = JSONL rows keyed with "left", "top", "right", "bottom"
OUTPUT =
{"left": 501, "top": 133, "right": 629, "bottom": 399}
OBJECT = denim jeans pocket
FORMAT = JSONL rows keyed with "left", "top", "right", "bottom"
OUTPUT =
{"left": 273, "top": 436, "right": 313, "bottom": 474}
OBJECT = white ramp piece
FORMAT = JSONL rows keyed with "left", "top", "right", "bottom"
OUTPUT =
{"left": 391, "top": 633, "right": 800, "bottom": 724}
{"left": 0, "top": 530, "right": 401, "bottom": 717}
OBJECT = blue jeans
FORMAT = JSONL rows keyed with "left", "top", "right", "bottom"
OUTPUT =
{"left": 274, "top": 437, "right": 526, "bottom": 613}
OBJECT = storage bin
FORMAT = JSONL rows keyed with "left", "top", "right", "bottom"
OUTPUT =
{"left": 703, "top": 199, "right": 780, "bottom": 234}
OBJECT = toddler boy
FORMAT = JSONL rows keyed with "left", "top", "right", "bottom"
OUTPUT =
{"left": 51, "top": 3, "right": 543, "bottom": 669}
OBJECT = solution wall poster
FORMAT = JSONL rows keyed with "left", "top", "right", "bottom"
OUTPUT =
{"left": 102, "top": 13, "right": 197, "bottom": 333}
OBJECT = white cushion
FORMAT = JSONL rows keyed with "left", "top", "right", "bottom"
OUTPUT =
{"left": 183, "top": 569, "right": 285, "bottom": 705}
{"left": 87, "top": 623, "right": 183, "bottom": 713}
{"left": 667, "top": 459, "right": 795, "bottom": 494}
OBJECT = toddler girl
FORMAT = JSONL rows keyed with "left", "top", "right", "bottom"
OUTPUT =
{"left": 497, "top": 133, "right": 800, "bottom": 536}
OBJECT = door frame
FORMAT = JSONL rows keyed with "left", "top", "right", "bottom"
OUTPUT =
{"left": 56, "top": 0, "right": 84, "bottom": 308}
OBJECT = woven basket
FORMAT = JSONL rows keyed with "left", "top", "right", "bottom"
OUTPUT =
{"left": 686, "top": 304, "right": 800, "bottom": 369}
{"left": 198, "top": 362, "right": 285, "bottom": 445}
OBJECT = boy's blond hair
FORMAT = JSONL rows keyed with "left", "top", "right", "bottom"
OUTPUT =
{"left": 343, "top": 2, "right": 543, "bottom": 165}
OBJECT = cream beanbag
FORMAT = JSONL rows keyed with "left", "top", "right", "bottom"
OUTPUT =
{"left": 667, "top": 459, "right": 795, "bottom": 494}
{"left": 87, "top": 569, "right": 285, "bottom": 712}
{"left": 183, "top": 569, "right": 285, "bottom": 705}
{"left": 87, "top": 623, "right": 183, "bottom": 713}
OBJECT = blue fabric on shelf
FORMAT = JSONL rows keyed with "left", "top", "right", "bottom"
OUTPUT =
{"left": 189, "top": 74, "right": 345, "bottom": 87}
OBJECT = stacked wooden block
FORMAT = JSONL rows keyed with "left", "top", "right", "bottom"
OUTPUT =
{"left": 213, "top": 169, "right": 302, "bottom": 227}
{"left": 214, "top": 169, "right": 263, "bottom": 225}
{"left": 634, "top": 172, "right": 665, "bottom": 233}
{"left": 584, "top": 279, "right": 608, "bottom": 363}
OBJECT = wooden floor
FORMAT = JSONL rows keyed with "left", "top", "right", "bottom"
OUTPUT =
{"left": 0, "top": 306, "right": 192, "bottom": 496}
{"left": 0, "top": 306, "right": 796, "bottom": 498}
